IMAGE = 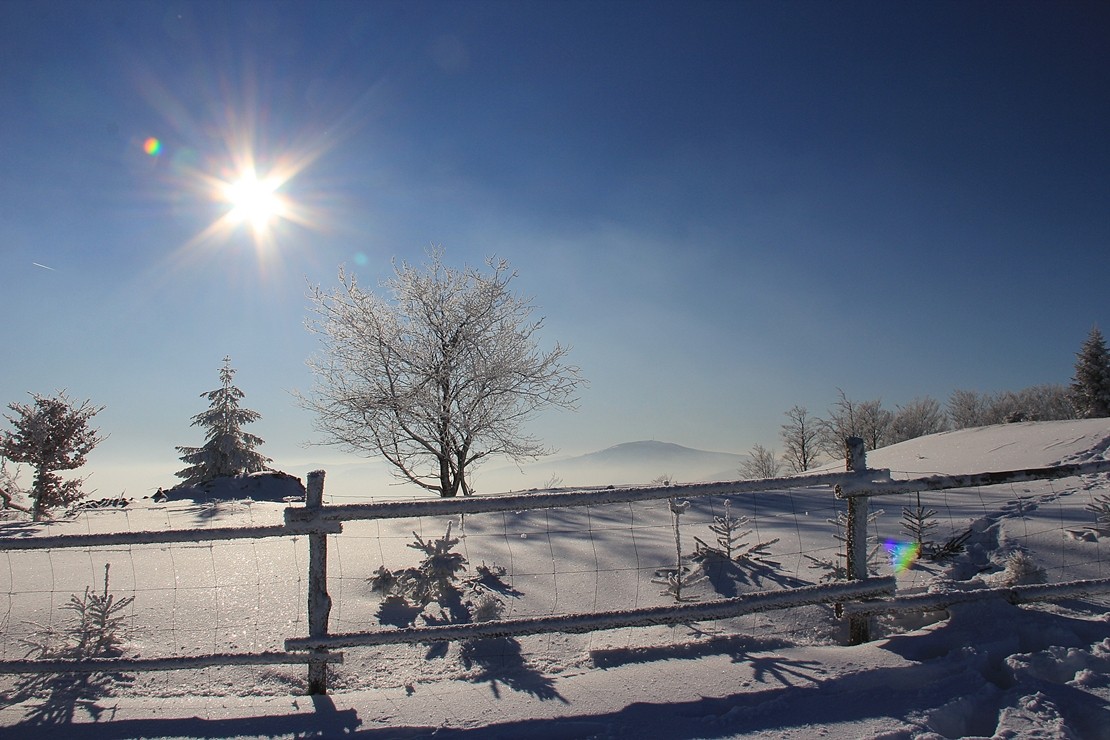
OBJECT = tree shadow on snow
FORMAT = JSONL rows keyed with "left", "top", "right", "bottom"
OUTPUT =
{"left": 590, "top": 633, "right": 793, "bottom": 670}
{"left": 458, "top": 637, "right": 567, "bottom": 703}
{"left": 353, "top": 662, "right": 941, "bottom": 739}
{"left": 699, "top": 556, "right": 810, "bottom": 598}
{"left": 588, "top": 630, "right": 828, "bottom": 692}
{"left": 375, "top": 598, "right": 423, "bottom": 628}
{"left": 2, "top": 668, "right": 132, "bottom": 727}
{"left": 0, "top": 521, "right": 47, "bottom": 538}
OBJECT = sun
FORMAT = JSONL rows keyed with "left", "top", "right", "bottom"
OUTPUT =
{"left": 221, "top": 169, "right": 287, "bottom": 235}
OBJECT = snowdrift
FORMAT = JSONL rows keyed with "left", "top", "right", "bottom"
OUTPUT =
{"left": 166, "top": 471, "right": 306, "bottom": 503}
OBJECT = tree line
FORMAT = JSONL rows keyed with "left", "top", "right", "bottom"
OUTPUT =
{"left": 4, "top": 249, "right": 1109, "bottom": 515}
{"left": 741, "top": 326, "right": 1110, "bottom": 478}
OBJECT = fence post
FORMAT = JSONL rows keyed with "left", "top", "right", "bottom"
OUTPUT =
{"left": 305, "top": 470, "right": 332, "bottom": 694}
{"left": 843, "top": 437, "right": 871, "bottom": 644}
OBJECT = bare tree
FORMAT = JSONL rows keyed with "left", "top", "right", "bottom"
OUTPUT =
{"left": 947, "top": 389, "right": 987, "bottom": 429}
{"left": 301, "top": 251, "right": 583, "bottom": 497}
{"left": 889, "top": 397, "right": 948, "bottom": 444}
{"left": 739, "top": 444, "right": 782, "bottom": 479}
{"left": 1022, "top": 384, "right": 1075, "bottom": 422}
{"left": 820, "top": 389, "right": 891, "bottom": 453}
{"left": 0, "top": 392, "right": 104, "bottom": 520}
{"left": 948, "top": 385, "right": 1075, "bottom": 429}
{"left": 819, "top": 389, "right": 861, "bottom": 456}
{"left": 780, "top": 405, "right": 821, "bottom": 473}
{"left": 856, "top": 399, "right": 893, "bottom": 451}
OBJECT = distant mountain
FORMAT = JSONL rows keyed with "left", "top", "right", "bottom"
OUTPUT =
{"left": 477, "top": 440, "right": 747, "bottom": 492}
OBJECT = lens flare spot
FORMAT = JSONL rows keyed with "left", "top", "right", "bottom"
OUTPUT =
{"left": 143, "top": 137, "right": 162, "bottom": 156}
{"left": 884, "top": 539, "right": 921, "bottom": 572}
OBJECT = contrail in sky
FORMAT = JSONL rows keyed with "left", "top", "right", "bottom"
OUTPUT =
{"left": 32, "top": 262, "right": 55, "bottom": 271}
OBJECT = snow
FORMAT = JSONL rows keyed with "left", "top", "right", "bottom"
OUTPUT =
{"left": 1, "top": 420, "right": 1109, "bottom": 738}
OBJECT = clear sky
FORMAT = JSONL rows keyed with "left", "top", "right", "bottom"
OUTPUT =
{"left": 2, "top": 1, "right": 1108, "bottom": 497}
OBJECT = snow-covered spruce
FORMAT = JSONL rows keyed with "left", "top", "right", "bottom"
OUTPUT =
{"left": 175, "top": 356, "right": 271, "bottom": 487}
{"left": 1070, "top": 326, "right": 1110, "bottom": 419}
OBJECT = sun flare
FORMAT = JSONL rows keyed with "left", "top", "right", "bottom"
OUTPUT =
{"left": 161, "top": 123, "right": 334, "bottom": 274}
{"left": 222, "top": 169, "right": 287, "bottom": 234}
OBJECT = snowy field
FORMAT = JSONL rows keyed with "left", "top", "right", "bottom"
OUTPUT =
{"left": 0, "top": 419, "right": 1108, "bottom": 738}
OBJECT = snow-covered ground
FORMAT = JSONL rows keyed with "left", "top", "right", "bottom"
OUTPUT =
{"left": 1, "top": 420, "right": 1108, "bottom": 739}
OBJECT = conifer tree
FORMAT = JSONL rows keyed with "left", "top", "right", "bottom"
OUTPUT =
{"left": 175, "top": 357, "right": 271, "bottom": 486}
{"left": 1070, "top": 327, "right": 1110, "bottom": 419}
{"left": 0, "top": 391, "right": 104, "bottom": 520}
{"left": 900, "top": 492, "right": 938, "bottom": 550}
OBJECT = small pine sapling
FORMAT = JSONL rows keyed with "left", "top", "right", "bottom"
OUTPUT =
{"left": 23, "top": 563, "right": 134, "bottom": 660}
{"left": 652, "top": 498, "right": 706, "bottom": 602}
{"left": 927, "top": 528, "right": 973, "bottom": 562}
{"left": 370, "top": 523, "right": 512, "bottom": 624}
{"left": 898, "top": 493, "right": 974, "bottom": 563}
{"left": 900, "top": 493, "right": 939, "bottom": 553}
{"left": 9, "top": 564, "right": 134, "bottom": 723}
{"left": 693, "top": 498, "right": 780, "bottom": 564}
{"left": 372, "top": 523, "right": 468, "bottom": 607}
{"left": 805, "top": 506, "right": 884, "bottom": 582}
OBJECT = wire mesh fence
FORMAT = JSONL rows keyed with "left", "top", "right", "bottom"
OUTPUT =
{"left": 0, "top": 452, "right": 1107, "bottom": 696}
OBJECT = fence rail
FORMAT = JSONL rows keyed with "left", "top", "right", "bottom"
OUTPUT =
{"left": 843, "top": 577, "right": 1110, "bottom": 617}
{"left": 285, "top": 578, "right": 897, "bottom": 651}
{"left": 0, "top": 437, "right": 1107, "bottom": 694}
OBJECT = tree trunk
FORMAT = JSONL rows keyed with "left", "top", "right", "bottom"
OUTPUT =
{"left": 31, "top": 471, "right": 46, "bottom": 521}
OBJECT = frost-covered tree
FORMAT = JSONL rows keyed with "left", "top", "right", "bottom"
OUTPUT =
{"left": 780, "top": 405, "right": 821, "bottom": 473}
{"left": 889, "top": 397, "right": 948, "bottom": 444}
{"left": 947, "top": 389, "right": 988, "bottom": 429}
{"left": 820, "top": 389, "right": 891, "bottom": 453}
{"left": 739, "top": 444, "right": 782, "bottom": 479}
{"left": 301, "top": 250, "right": 583, "bottom": 497}
{"left": 856, "top": 399, "right": 893, "bottom": 451}
{"left": 948, "top": 385, "right": 1076, "bottom": 429}
{"left": 0, "top": 391, "right": 104, "bottom": 520}
{"left": 1070, "top": 327, "right": 1110, "bottom": 419}
{"left": 175, "top": 357, "right": 271, "bottom": 486}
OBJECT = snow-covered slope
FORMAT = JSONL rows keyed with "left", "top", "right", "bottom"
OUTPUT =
{"left": 816, "top": 417, "right": 1110, "bottom": 476}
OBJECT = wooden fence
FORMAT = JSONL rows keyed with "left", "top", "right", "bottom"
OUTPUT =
{"left": 1, "top": 439, "right": 1108, "bottom": 695}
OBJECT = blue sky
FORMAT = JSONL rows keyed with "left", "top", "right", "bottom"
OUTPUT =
{"left": 2, "top": 1, "right": 1108, "bottom": 496}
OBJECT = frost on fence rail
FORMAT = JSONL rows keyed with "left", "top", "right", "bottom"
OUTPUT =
{"left": 0, "top": 651, "right": 345, "bottom": 675}
{"left": 833, "top": 458, "right": 1110, "bottom": 498}
{"left": 286, "top": 577, "right": 897, "bottom": 651}
{"left": 283, "top": 471, "right": 878, "bottom": 525}
{"left": 842, "top": 577, "right": 1110, "bottom": 617}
